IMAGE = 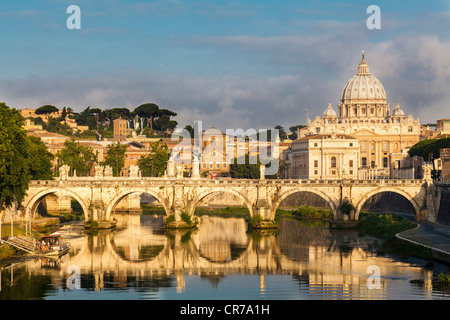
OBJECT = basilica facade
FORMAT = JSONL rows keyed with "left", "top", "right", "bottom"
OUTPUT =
{"left": 284, "top": 53, "right": 423, "bottom": 179}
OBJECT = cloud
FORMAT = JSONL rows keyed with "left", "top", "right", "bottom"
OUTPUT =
{"left": 0, "top": 10, "right": 46, "bottom": 19}
{"left": 1, "top": 13, "right": 449, "bottom": 132}
{"left": 364, "top": 35, "right": 450, "bottom": 121}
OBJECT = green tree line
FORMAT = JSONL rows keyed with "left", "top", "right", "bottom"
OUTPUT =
{"left": 30, "top": 103, "right": 178, "bottom": 140}
{"left": 0, "top": 103, "right": 54, "bottom": 211}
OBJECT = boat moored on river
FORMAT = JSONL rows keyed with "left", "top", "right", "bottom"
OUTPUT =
{"left": 35, "top": 233, "right": 70, "bottom": 257}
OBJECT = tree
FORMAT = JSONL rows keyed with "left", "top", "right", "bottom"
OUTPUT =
{"left": 184, "top": 125, "right": 194, "bottom": 138}
{"left": 45, "top": 117, "right": 73, "bottom": 136}
{"left": 408, "top": 137, "right": 450, "bottom": 175}
{"left": 135, "top": 103, "right": 159, "bottom": 131}
{"left": 409, "top": 138, "right": 450, "bottom": 161}
{"left": 229, "top": 154, "right": 278, "bottom": 179}
{"left": 274, "top": 125, "right": 287, "bottom": 141}
{"left": 0, "top": 103, "right": 32, "bottom": 211}
{"left": 289, "top": 124, "right": 306, "bottom": 140}
{"left": 155, "top": 115, "right": 178, "bottom": 136}
{"left": 27, "top": 136, "right": 54, "bottom": 180}
{"left": 229, "top": 154, "right": 261, "bottom": 179}
{"left": 61, "top": 107, "right": 67, "bottom": 122}
{"left": 56, "top": 139, "right": 98, "bottom": 176}
{"left": 75, "top": 107, "right": 100, "bottom": 130}
{"left": 35, "top": 105, "right": 59, "bottom": 120}
{"left": 137, "top": 141, "right": 170, "bottom": 177}
{"left": 102, "top": 142, "right": 127, "bottom": 177}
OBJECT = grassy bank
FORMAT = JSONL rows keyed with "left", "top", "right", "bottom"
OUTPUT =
{"left": 356, "top": 212, "right": 432, "bottom": 260}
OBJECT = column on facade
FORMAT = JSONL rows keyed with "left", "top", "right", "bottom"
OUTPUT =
{"left": 320, "top": 150, "right": 324, "bottom": 179}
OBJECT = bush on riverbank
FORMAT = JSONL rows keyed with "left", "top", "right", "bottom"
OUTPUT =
{"left": 276, "top": 206, "right": 332, "bottom": 221}
{"left": 357, "top": 212, "right": 432, "bottom": 260}
{"left": 436, "top": 272, "right": 450, "bottom": 289}
{"left": 141, "top": 204, "right": 166, "bottom": 215}
{"left": 195, "top": 206, "right": 250, "bottom": 218}
{"left": 357, "top": 212, "right": 416, "bottom": 240}
{"left": 0, "top": 244, "right": 18, "bottom": 260}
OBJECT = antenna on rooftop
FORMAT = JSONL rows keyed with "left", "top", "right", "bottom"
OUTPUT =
{"left": 304, "top": 108, "right": 315, "bottom": 124}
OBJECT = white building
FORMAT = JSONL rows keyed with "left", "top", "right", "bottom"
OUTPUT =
{"left": 285, "top": 133, "right": 359, "bottom": 179}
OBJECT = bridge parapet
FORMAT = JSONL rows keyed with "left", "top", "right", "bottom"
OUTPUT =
{"left": 21, "top": 177, "right": 431, "bottom": 228}
{"left": 28, "top": 177, "right": 428, "bottom": 186}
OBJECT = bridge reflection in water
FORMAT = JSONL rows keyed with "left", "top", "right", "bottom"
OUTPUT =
{"left": 6, "top": 215, "right": 436, "bottom": 299}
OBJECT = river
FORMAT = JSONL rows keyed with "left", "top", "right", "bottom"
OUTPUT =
{"left": 0, "top": 214, "right": 449, "bottom": 300}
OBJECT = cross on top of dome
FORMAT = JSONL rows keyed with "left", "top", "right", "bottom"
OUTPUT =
{"left": 358, "top": 51, "right": 370, "bottom": 74}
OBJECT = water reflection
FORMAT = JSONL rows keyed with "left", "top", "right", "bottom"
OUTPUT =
{"left": 0, "top": 215, "right": 448, "bottom": 300}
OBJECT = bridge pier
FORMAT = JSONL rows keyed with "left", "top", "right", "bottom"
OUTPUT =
{"left": 89, "top": 200, "right": 106, "bottom": 221}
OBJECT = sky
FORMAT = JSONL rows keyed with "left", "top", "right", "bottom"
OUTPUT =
{"left": 0, "top": 0, "right": 449, "bottom": 131}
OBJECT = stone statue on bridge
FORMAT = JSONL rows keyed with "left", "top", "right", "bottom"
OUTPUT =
{"left": 95, "top": 165, "right": 104, "bottom": 178}
{"left": 104, "top": 166, "right": 113, "bottom": 178}
{"left": 59, "top": 165, "right": 70, "bottom": 180}
{"left": 260, "top": 165, "right": 266, "bottom": 180}
{"left": 129, "top": 165, "right": 139, "bottom": 178}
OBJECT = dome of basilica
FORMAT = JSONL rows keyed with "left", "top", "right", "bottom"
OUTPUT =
{"left": 391, "top": 102, "right": 405, "bottom": 117}
{"left": 340, "top": 53, "right": 387, "bottom": 103}
{"left": 323, "top": 103, "right": 337, "bottom": 117}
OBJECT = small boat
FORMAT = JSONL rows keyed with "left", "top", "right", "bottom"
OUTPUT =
{"left": 35, "top": 232, "right": 70, "bottom": 257}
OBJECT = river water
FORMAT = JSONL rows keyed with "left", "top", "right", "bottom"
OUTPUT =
{"left": 0, "top": 214, "right": 449, "bottom": 300}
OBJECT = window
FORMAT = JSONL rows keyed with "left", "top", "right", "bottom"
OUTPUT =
{"left": 314, "top": 142, "right": 318, "bottom": 147}
{"left": 331, "top": 157, "right": 337, "bottom": 168}
{"left": 209, "top": 163, "right": 213, "bottom": 169}
{"left": 203, "top": 163, "right": 207, "bottom": 169}
{"left": 314, "top": 160, "right": 318, "bottom": 168}
{"left": 362, "top": 143, "right": 366, "bottom": 151}
{"left": 349, "top": 143, "right": 353, "bottom": 147}
{"left": 383, "top": 157, "right": 388, "bottom": 168}
{"left": 362, "top": 157, "right": 367, "bottom": 167}
{"left": 371, "top": 161, "right": 375, "bottom": 168}
{"left": 383, "top": 142, "right": 388, "bottom": 150}
{"left": 223, "top": 163, "right": 227, "bottom": 168}
{"left": 216, "top": 162, "right": 220, "bottom": 169}
{"left": 314, "top": 170, "right": 318, "bottom": 175}
{"left": 408, "top": 126, "right": 413, "bottom": 133}
{"left": 349, "top": 160, "right": 354, "bottom": 167}
{"left": 316, "top": 127, "right": 320, "bottom": 133}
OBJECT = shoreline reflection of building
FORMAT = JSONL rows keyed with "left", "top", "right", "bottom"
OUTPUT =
{"left": 2, "top": 217, "right": 436, "bottom": 299}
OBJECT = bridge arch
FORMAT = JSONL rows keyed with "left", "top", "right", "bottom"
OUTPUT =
{"left": 105, "top": 189, "right": 169, "bottom": 220}
{"left": 271, "top": 188, "right": 338, "bottom": 220}
{"left": 355, "top": 188, "right": 421, "bottom": 220}
{"left": 189, "top": 188, "right": 254, "bottom": 217}
{"left": 24, "top": 188, "right": 89, "bottom": 219}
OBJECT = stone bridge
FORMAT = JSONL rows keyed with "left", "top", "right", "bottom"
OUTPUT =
{"left": 20, "top": 174, "right": 433, "bottom": 224}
